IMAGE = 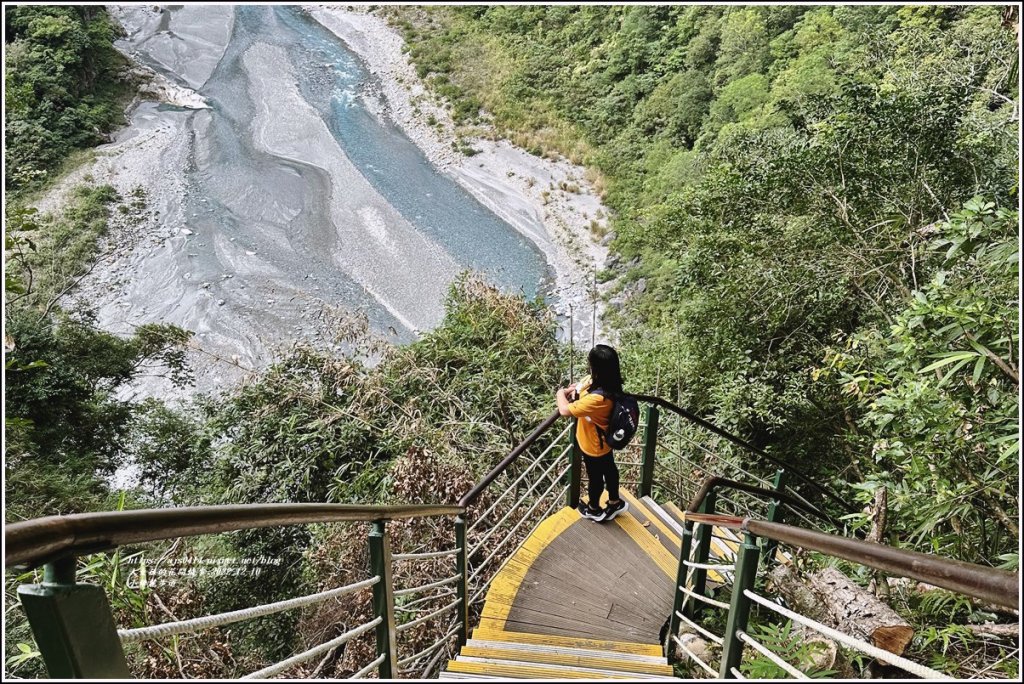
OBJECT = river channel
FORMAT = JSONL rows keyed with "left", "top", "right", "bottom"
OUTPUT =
{"left": 102, "top": 5, "right": 551, "bottom": 393}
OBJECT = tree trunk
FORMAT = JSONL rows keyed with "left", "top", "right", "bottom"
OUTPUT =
{"left": 867, "top": 486, "right": 890, "bottom": 601}
{"left": 770, "top": 564, "right": 915, "bottom": 657}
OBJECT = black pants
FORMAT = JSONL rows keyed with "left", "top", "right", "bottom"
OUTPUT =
{"left": 583, "top": 451, "right": 619, "bottom": 509}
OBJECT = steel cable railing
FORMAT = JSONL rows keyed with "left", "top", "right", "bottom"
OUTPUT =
{"left": 469, "top": 489, "right": 567, "bottom": 606}
{"left": 397, "top": 624, "right": 460, "bottom": 670}
{"left": 466, "top": 444, "right": 570, "bottom": 556}
{"left": 389, "top": 537, "right": 467, "bottom": 679}
{"left": 396, "top": 588, "right": 456, "bottom": 612}
{"left": 466, "top": 423, "right": 572, "bottom": 535}
{"left": 630, "top": 393, "right": 855, "bottom": 515}
{"left": 394, "top": 574, "right": 460, "bottom": 598}
{"left": 467, "top": 460, "right": 570, "bottom": 588}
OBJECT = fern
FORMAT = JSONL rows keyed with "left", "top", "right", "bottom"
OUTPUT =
{"left": 740, "top": 621, "right": 836, "bottom": 679}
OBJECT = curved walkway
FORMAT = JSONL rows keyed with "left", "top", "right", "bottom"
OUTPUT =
{"left": 478, "top": 496, "right": 676, "bottom": 645}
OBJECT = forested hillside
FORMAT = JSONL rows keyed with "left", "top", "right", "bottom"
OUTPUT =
{"left": 386, "top": 4, "right": 1020, "bottom": 565}
{"left": 4, "top": 6, "right": 133, "bottom": 194}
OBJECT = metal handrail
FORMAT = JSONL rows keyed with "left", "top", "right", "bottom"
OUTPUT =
{"left": 467, "top": 422, "right": 572, "bottom": 534}
{"left": 687, "top": 476, "right": 839, "bottom": 528}
{"left": 630, "top": 394, "right": 854, "bottom": 513}
{"left": 4, "top": 503, "right": 464, "bottom": 568}
{"left": 459, "top": 410, "right": 561, "bottom": 507}
{"left": 686, "top": 513, "right": 1020, "bottom": 610}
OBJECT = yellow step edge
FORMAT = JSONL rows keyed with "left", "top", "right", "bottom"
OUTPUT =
{"left": 613, "top": 512, "right": 677, "bottom": 578}
{"left": 471, "top": 628, "right": 664, "bottom": 658}
{"left": 458, "top": 646, "right": 674, "bottom": 676}
{"left": 583, "top": 488, "right": 677, "bottom": 576}
{"left": 445, "top": 659, "right": 620, "bottom": 679}
{"left": 619, "top": 489, "right": 681, "bottom": 547}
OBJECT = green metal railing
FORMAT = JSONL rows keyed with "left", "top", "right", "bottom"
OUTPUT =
{"left": 4, "top": 406, "right": 578, "bottom": 679}
{"left": 664, "top": 513, "right": 1019, "bottom": 679}
{"left": 629, "top": 397, "right": 1018, "bottom": 680}
{"left": 5, "top": 505, "right": 465, "bottom": 679}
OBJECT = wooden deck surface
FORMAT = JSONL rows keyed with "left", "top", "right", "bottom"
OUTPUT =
{"left": 478, "top": 505, "right": 676, "bottom": 645}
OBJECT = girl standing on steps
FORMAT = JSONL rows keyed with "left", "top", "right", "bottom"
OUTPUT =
{"left": 555, "top": 344, "right": 629, "bottom": 523}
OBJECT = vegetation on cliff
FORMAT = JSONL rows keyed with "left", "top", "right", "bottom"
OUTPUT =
{"left": 386, "top": 4, "right": 1019, "bottom": 564}
{"left": 4, "top": 5, "right": 134, "bottom": 195}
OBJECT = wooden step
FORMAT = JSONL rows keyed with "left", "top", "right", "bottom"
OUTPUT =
{"left": 447, "top": 656, "right": 669, "bottom": 679}
{"left": 642, "top": 495, "right": 684, "bottom": 537}
{"left": 582, "top": 491, "right": 678, "bottom": 578}
{"left": 439, "top": 672, "right": 505, "bottom": 680}
{"left": 471, "top": 627, "right": 663, "bottom": 657}
{"left": 461, "top": 639, "right": 674, "bottom": 675}
{"left": 619, "top": 489, "right": 681, "bottom": 556}
{"left": 661, "top": 501, "right": 688, "bottom": 529}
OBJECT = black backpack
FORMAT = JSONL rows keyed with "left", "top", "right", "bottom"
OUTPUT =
{"left": 588, "top": 388, "right": 640, "bottom": 450}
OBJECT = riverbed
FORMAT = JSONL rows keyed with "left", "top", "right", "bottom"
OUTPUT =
{"left": 62, "top": 5, "right": 608, "bottom": 400}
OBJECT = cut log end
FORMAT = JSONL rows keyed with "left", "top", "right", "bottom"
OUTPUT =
{"left": 872, "top": 625, "right": 915, "bottom": 657}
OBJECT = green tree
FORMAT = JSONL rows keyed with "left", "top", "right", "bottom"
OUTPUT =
{"left": 4, "top": 6, "right": 130, "bottom": 194}
{"left": 824, "top": 199, "right": 1018, "bottom": 562}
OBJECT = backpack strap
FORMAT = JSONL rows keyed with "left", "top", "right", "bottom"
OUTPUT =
{"left": 586, "top": 387, "right": 614, "bottom": 450}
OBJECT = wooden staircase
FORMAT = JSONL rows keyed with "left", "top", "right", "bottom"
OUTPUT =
{"left": 441, "top": 632, "right": 674, "bottom": 679}
{"left": 442, "top": 489, "right": 789, "bottom": 679}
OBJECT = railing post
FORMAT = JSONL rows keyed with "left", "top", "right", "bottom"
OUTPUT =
{"left": 666, "top": 518, "right": 695, "bottom": 663}
{"left": 368, "top": 520, "right": 397, "bottom": 678}
{"left": 454, "top": 514, "right": 469, "bottom": 647}
{"left": 566, "top": 419, "right": 582, "bottom": 509}
{"left": 686, "top": 490, "right": 717, "bottom": 620}
{"left": 16, "top": 556, "right": 130, "bottom": 678}
{"left": 720, "top": 532, "right": 761, "bottom": 679}
{"left": 762, "top": 469, "right": 788, "bottom": 569}
{"left": 640, "top": 404, "right": 659, "bottom": 498}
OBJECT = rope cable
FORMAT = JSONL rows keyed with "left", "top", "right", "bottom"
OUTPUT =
{"left": 675, "top": 610, "right": 724, "bottom": 645}
{"left": 393, "top": 547, "right": 460, "bottom": 561}
{"left": 744, "top": 590, "right": 953, "bottom": 680}
{"left": 395, "top": 598, "right": 460, "bottom": 634}
{"left": 120, "top": 576, "right": 379, "bottom": 643}
{"left": 672, "top": 634, "right": 718, "bottom": 676}
{"left": 241, "top": 617, "right": 381, "bottom": 679}
{"left": 394, "top": 573, "right": 460, "bottom": 598}
{"left": 737, "top": 630, "right": 810, "bottom": 679}
{"left": 349, "top": 653, "right": 386, "bottom": 680}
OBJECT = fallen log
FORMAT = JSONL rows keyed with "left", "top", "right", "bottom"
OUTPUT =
{"left": 962, "top": 623, "right": 1019, "bottom": 638}
{"left": 770, "top": 564, "right": 915, "bottom": 657}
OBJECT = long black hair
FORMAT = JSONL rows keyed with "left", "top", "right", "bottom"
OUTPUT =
{"left": 588, "top": 344, "right": 623, "bottom": 395}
